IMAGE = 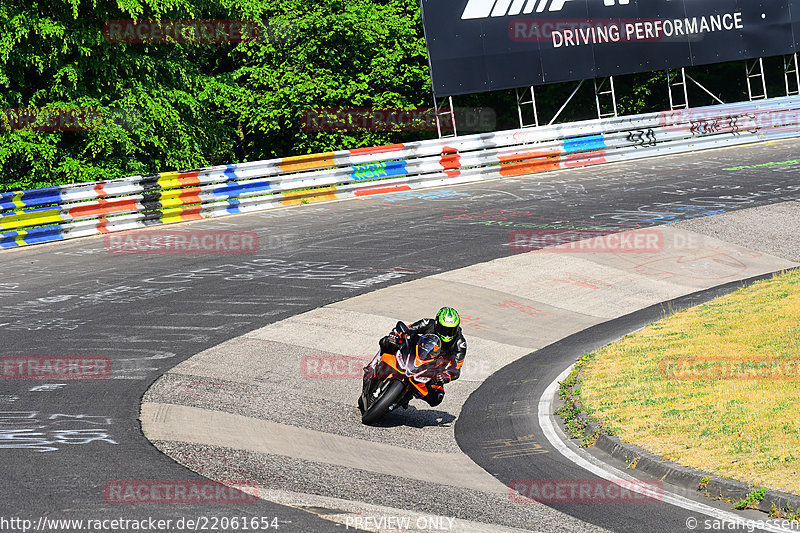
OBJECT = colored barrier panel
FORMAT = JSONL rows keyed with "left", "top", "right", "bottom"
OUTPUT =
{"left": 3, "top": 97, "right": 800, "bottom": 249}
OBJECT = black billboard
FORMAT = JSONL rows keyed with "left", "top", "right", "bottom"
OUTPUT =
{"left": 421, "top": 0, "right": 800, "bottom": 97}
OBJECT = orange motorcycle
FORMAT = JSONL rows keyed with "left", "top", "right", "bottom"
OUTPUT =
{"left": 358, "top": 322, "right": 445, "bottom": 425}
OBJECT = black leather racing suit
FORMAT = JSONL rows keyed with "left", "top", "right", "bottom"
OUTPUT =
{"left": 379, "top": 318, "right": 467, "bottom": 407}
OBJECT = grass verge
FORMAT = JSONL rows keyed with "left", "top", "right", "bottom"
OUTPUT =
{"left": 565, "top": 269, "right": 800, "bottom": 495}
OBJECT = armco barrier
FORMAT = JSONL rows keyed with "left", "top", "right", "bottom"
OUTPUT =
{"left": 3, "top": 96, "right": 800, "bottom": 249}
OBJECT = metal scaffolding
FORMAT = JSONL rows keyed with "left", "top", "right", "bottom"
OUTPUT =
{"left": 784, "top": 53, "right": 800, "bottom": 96}
{"left": 515, "top": 86, "right": 540, "bottom": 129}
{"left": 746, "top": 58, "right": 768, "bottom": 101}
{"left": 441, "top": 55, "right": 796, "bottom": 137}
{"left": 667, "top": 68, "right": 689, "bottom": 110}
{"left": 594, "top": 77, "right": 618, "bottom": 119}
{"left": 433, "top": 96, "right": 457, "bottom": 139}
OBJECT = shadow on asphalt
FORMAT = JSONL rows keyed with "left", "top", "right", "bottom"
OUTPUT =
{"left": 365, "top": 407, "right": 457, "bottom": 429}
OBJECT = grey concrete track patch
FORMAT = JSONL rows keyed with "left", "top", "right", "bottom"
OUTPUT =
{"left": 142, "top": 201, "right": 799, "bottom": 532}
{"left": 153, "top": 441, "right": 596, "bottom": 533}
{"left": 330, "top": 277, "right": 602, "bottom": 348}
{"left": 143, "top": 403, "right": 502, "bottom": 493}
{"left": 431, "top": 253, "right": 679, "bottom": 319}
{"left": 673, "top": 200, "right": 800, "bottom": 263}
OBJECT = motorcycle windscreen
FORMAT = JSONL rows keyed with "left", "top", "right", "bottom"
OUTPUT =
{"left": 415, "top": 334, "right": 442, "bottom": 364}
{"left": 409, "top": 334, "right": 444, "bottom": 381}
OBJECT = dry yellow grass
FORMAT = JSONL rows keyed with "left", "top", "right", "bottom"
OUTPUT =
{"left": 580, "top": 269, "right": 800, "bottom": 494}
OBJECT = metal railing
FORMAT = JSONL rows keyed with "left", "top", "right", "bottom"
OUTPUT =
{"left": 3, "top": 96, "right": 800, "bottom": 249}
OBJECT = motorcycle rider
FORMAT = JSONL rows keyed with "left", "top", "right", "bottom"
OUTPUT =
{"left": 379, "top": 307, "right": 467, "bottom": 407}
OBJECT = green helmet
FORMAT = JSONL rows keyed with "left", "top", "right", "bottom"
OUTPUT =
{"left": 435, "top": 307, "right": 461, "bottom": 343}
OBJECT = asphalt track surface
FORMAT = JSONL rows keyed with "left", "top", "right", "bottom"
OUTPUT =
{"left": 2, "top": 138, "right": 800, "bottom": 532}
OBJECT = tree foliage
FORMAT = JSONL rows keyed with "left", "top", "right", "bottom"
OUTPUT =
{"left": 0, "top": 0, "right": 431, "bottom": 190}
{"left": 0, "top": 0, "right": 759, "bottom": 192}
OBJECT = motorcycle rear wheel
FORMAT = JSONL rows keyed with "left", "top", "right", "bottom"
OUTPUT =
{"left": 361, "top": 379, "right": 406, "bottom": 425}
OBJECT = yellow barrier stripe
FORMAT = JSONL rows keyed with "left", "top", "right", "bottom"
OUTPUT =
{"left": 12, "top": 193, "right": 25, "bottom": 210}
{"left": 14, "top": 229, "right": 27, "bottom": 247}
{"left": 279, "top": 153, "right": 335, "bottom": 173}
{"left": 156, "top": 172, "right": 182, "bottom": 190}
{"left": 0, "top": 209, "right": 64, "bottom": 230}
{"left": 158, "top": 204, "right": 199, "bottom": 223}
{"left": 158, "top": 195, "right": 190, "bottom": 209}
{"left": 280, "top": 186, "right": 338, "bottom": 206}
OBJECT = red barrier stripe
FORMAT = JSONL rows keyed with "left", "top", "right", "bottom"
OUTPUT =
{"left": 179, "top": 205, "right": 203, "bottom": 219}
{"left": 498, "top": 149, "right": 562, "bottom": 176}
{"left": 349, "top": 144, "right": 405, "bottom": 156}
{"left": 564, "top": 150, "right": 607, "bottom": 167}
{"left": 353, "top": 184, "right": 412, "bottom": 196}
{"left": 440, "top": 146, "right": 460, "bottom": 177}
{"left": 279, "top": 153, "right": 335, "bottom": 173}
{"left": 178, "top": 187, "right": 203, "bottom": 204}
{"left": 68, "top": 198, "right": 138, "bottom": 218}
{"left": 175, "top": 171, "right": 201, "bottom": 186}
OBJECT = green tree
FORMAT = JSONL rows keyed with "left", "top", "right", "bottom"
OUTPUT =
{"left": 1, "top": 0, "right": 243, "bottom": 190}
{"left": 0, "top": 0, "right": 431, "bottom": 191}
{"left": 222, "top": 0, "right": 432, "bottom": 159}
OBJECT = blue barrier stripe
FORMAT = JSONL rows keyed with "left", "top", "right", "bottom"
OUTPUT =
{"left": 20, "top": 231, "right": 65, "bottom": 245}
{"left": 224, "top": 199, "right": 243, "bottom": 214}
{"left": 563, "top": 134, "right": 606, "bottom": 153}
{"left": 1, "top": 223, "right": 65, "bottom": 238}
{"left": 0, "top": 184, "right": 63, "bottom": 200}
{"left": 211, "top": 180, "right": 272, "bottom": 199}
{"left": 224, "top": 165, "right": 239, "bottom": 181}
{"left": 0, "top": 193, "right": 25, "bottom": 212}
{"left": 0, "top": 226, "right": 63, "bottom": 247}
{"left": 0, "top": 186, "right": 65, "bottom": 211}
{"left": 0, "top": 229, "right": 23, "bottom": 246}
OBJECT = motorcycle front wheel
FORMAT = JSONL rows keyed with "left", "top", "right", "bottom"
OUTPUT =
{"left": 361, "top": 379, "right": 406, "bottom": 425}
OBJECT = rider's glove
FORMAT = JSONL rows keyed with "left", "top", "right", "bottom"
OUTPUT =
{"left": 381, "top": 333, "right": 401, "bottom": 353}
{"left": 388, "top": 329, "right": 409, "bottom": 346}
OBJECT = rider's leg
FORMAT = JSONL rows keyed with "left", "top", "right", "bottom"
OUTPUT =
{"left": 420, "top": 381, "right": 445, "bottom": 407}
